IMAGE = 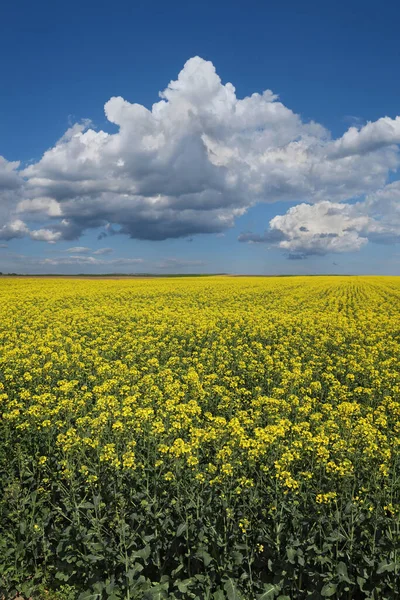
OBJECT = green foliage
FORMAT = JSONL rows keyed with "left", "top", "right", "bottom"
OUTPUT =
{"left": 1, "top": 454, "right": 399, "bottom": 598}
{"left": 0, "top": 277, "right": 400, "bottom": 598}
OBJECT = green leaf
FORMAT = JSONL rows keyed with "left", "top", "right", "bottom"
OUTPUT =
{"left": 377, "top": 561, "right": 395, "bottom": 574}
{"left": 286, "top": 547, "right": 296, "bottom": 564}
{"left": 321, "top": 583, "right": 337, "bottom": 597}
{"left": 86, "top": 554, "right": 102, "bottom": 563}
{"left": 177, "top": 579, "right": 194, "bottom": 593}
{"left": 176, "top": 522, "right": 187, "bottom": 537}
{"left": 171, "top": 563, "right": 184, "bottom": 578}
{"left": 337, "top": 561, "right": 350, "bottom": 581}
{"left": 143, "top": 583, "right": 169, "bottom": 600}
{"left": 258, "top": 583, "right": 278, "bottom": 599}
{"left": 89, "top": 542, "right": 105, "bottom": 552}
{"left": 137, "top": 544, "right": 151, "bottom": 561}
{"left": 224, "top": 577, "right": 242, "bottom": 600}
{"left": 357, "top": 576, "right": 366, "bottom": 591}
{"left": 80, "top": 502, "right": 95, "bottom": 509}
{"left": 126, "top": 564, "right": 144, "bottom": 583}
{"left": 196, "top": 549, "right": 213, "bottom": 566}
{"left": 232, "top": 551, "right": 244, "bottom": 565}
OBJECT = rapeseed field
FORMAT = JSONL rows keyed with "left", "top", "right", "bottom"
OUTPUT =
{"left": 0, "top": 276, "right": 399, "bottom": 599}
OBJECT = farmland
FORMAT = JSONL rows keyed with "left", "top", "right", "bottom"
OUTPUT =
{"left": 0, "top": 276, "right": 399, "bottom": 599}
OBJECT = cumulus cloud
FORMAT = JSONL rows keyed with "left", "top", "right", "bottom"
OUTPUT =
{"left": 29, "top": 228, "right": 62, "bottom": 243}
{"left": 241, "top": 202, "right": 370, "bottom": 257}
{"left": 239, "top": 184, "right": 400, "bottom": 258}
{"left": 329, "top": 116, "right": 400, "bottom": 158}
{"left": 16, "top": 196, "right": 62, "bottom": 217}
{"left": 1, "top": 56, "right": 400, "bottom": 248}
{"left": 0, "top": 219, "right": 61, "bottom": 243}
{"left": 0, "top": 219, "right": 28, "bottom": 241}
{"left": 0, "top": 156, "right": 22, "bottom": 191}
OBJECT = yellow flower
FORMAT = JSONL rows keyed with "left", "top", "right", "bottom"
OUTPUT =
{"left": 316, "top": 492, "right": 337, "bottom": 504}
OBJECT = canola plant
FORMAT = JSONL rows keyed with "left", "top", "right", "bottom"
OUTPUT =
{"left": 0, "top": 276, "right": 399, "bottom": 599}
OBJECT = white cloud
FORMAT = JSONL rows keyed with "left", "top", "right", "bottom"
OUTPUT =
{"left": 0, "top": 243, "right": 8, "bottom": 248}
{"left": 40, "top": 256, "right": 143, "bottom": 266}
{"left": 64, "top": 246, "right": 91, "bottom": 253}
{"left": 93, "top": 247, "right": 113, "bottom": 255}
{"left": 29, "top": 228, "right": 62, "bottom": 243}
{"left": 1, "top": 56, "right": 400, "bottom": 246}
{"left": 63, "top": 246, "right": 113, "bottom": 255}
{"left": 260, "top": 202, "right": 369, "bottom": 257}
{"left": 0, "top": 219, "right": 29, "bottom": 240}
{"left": 0, "top": 219, "right": 62, "bottom": 244}
{"left": 0, "top": 156, "right": 21, "bottom": 190}
{"left": 16, "top": 196, "right": 62, "bottom": 217}
{"left": 329, "top": 116, "right": 400, "bottom": 158}
{"left": 239, "top": 184, "right": 400, "bottom": 258}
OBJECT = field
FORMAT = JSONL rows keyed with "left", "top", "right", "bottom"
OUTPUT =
{"left": 0, "top": 276, "right": 399, "bottom": 599}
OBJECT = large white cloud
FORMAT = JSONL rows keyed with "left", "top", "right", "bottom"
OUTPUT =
{"left": 239, "top": 181, "right": 400, "bottom": 258}
{"left": 239, "top": 202, "right": 370, "bottom": 258}
{"left": 1, "top": 56, "right": 400, "bottom": 248}
{"left": 329, "top": 117, "right": 400, "bottom": 158}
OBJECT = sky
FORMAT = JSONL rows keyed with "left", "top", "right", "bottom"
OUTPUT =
{"left": 1, "top": 0, "right": 400, "bottom": 275}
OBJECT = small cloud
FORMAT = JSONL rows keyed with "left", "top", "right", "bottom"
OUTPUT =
{"left": 0, "top": 243, "right": 7, "bottom": 248}
{"left": 0, "top": 219, "right": 29, "bottom": 241}
{"left": 29, "top": 229, "right": 62, "bottom": 243}
{"left": 64, "top": 246, "right": 91, "bottom": 254}
{"left": 40, "top": 256, "right": 143, "bottom": 266}
{"left": 93, "top": 247, "right": 113, "bottom": 255}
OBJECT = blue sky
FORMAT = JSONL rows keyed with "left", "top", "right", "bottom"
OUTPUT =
{"left": 1, "top": 0, "right": 400, "bottom": 274}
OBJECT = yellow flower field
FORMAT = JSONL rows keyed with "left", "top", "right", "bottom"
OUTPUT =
{"left": 0, "top": 276, "right": 399, "bottom": 599}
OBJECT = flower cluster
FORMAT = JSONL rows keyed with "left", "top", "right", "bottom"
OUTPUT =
{"left": 0, "top": 275, "right": 399, "bottom": 597}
